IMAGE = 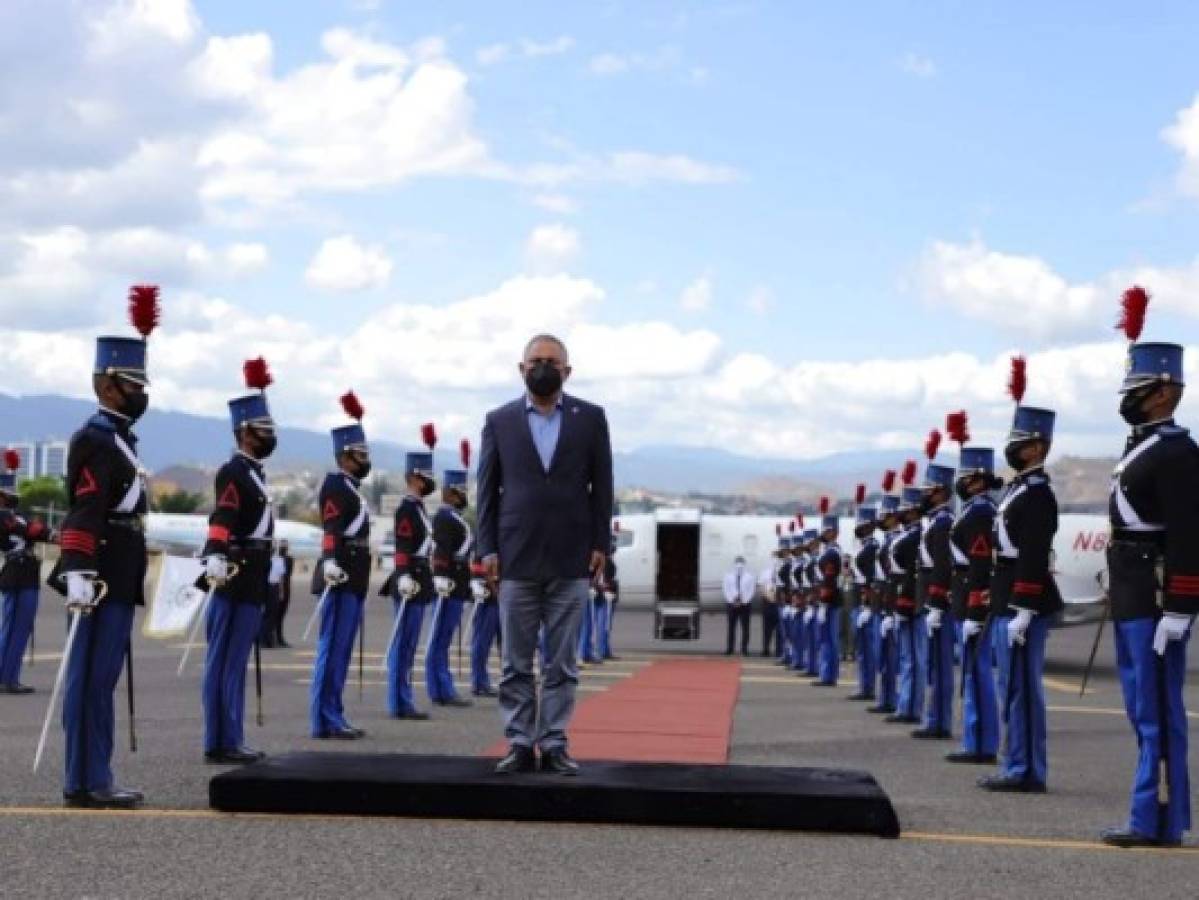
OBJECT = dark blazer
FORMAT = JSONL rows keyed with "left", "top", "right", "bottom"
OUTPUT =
{"left": 477, "top": 392, "right": 613, "bottom": 581}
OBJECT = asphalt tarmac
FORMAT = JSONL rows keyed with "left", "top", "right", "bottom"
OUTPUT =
{"left": 1, "top": 585, "right": 1196, "bottom": 899}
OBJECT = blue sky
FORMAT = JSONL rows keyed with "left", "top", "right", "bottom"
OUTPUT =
{"left": 0, "top": 0, "right": 1196, "bottom": 458}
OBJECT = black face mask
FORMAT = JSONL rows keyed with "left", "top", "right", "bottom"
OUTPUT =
{"left": 1004, "top": 444, "right": 1026, "bottom": 472}
{"left": 420, "top": 479, "right": 436, "bottom": 497}
{"left": 115, "top": 381, "right": 149, "bottom": 422}
{"left": 252, "top": 432, "right": 277, "bottom": 460}
{"left": 954, "top": 478, "right": 972, "bottom": 502}
{"left": 524, "top": 361, "right": 563, "bottom": 399}
{"left": 1119, "top": 387, "right": 1155, "bottom": 427}
{"left": 355, "top": 460, "right": 372, "bottom": 479}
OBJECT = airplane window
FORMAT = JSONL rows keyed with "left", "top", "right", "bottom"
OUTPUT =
{"left": 614, "top": 529, "right": 634, "bottom": 549}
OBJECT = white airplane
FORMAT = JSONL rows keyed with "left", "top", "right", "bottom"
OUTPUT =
{"left": 145, "top": 512, "right": 324, "bottom": 557}
{"left": 610, "top": 508, "right": 1109, "bottom": 636}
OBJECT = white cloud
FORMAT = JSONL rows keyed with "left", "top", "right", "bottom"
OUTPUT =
{"left": 917, "top": 238, "right": 1199, "bottom": 340}
{"left": 475, "top": 43, "right": 511, "bottom": 66}
{"left": 899, "top": 52, "right": 937, "bottom": 78}
{"left": 1163, "top": 92, "right": 1199, "bottom": 199}
{"left": 476, "top": 36, "right": 574, "bottom": 67}
{"left": 679, "top": 275, "right": 713, "bottom": 311}
{"left": 588, "top": 46, "right": 683, "bottom": 77}
{"left": 88, "top": 0, "right": 201, "bottom": 56}
{"left": 525, "top": 224, "right": 581, "bottom": 271}
{"left": 304, "top": 235, "right": 392, "bottom": 292}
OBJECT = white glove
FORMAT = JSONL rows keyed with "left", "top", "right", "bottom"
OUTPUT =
{"left": 1153, "top": 613, "right": 1192, "bottom": 656}
{"left": 856, "top": 608, "right": 872, "bottom": 629}
{"left": 397, "top": 574, "right": 419, "bottom": 599}
{"left": 880, "top": 615, "right": 894, "bottom": 637}
{"left": 1007, "top": 608, "right": 1033, "bottom": 647}
{"left": 470, "top": 579, "right": 487, "bottom": 603}
{"left": 803, "top": 607, "right": 815, "bottom": 625}
{"left": 589, "top": 586, "right": 599, "bottom": 601}
{"left": 962, "top": 619, "right": 982, "bottom": 640}
{"left": 433, "top": 576, "right": 454, "bottom": 598}
{"left": 204, "top": 554, "right": 229, "bottom": 585}
{"left": 602, "top": 591, "right": 615, "bottom": 604}
{"left": 65, "top": 572, "right": 98, "bottom": 612}
{"left": 816, "top": 604, "right": 827, "bottom": 625}
{"left": 322, "top": 559, "right": 346, "bottom": 585}
{"left": 926, "top": 608, "right": 943, "bottom": 632}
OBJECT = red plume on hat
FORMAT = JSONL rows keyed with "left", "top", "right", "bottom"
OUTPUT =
{"left": 795, "top": 512, "right": 805, "bottom": 529}
{"left": 924, "top": 429, "right": 942, "bottom": 461}
{"left": 854, "top": 483, "right": 866, "bottom": 506}
{"left": 3, "top": 449, "right": 19, "bottom": 473}
{"left": 1116, "top": 285, "right": 1150, "bottom": 343}
{"left": 128, "top": 284, "right": 160, "bottom": 338}
{"left": 946, "top": 410, "right": 970, "bottom": 447}
{"left": 881, "top": 469, "right": 897, "bottom": 493}
{"left": 819, "top": 496, "right": 830, "bottom": 516}
{"left": 1008, "top": 355, "right": 1027, "bottom": 405}
{"left": 243, "top": 357, "right": 272, "bottom": 391}
{"left": 339, "top": 391, "right": 364, "bottom": 421}
{"left": 460, "top": 438, "right": 471, "bottom": 469}
{"left": 420, "top": 422, "right": 437, "bottom": 450}
{"left": 901, "top": 460, "right": 918, "bottom": 486}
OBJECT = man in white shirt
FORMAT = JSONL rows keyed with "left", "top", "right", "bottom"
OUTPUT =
{"left": 723, "top": 556, "right": 756, "bottom": 656}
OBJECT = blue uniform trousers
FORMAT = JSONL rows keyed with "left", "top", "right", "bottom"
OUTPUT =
{"left": 63, "top": 600, "right": 134, "bottom": 794}
{"left": 1000, "top": 614, "right": 1050, "bottom": 785}
{"left": 595, "top": 598, "right": 614, "bottom": 659}
{"left": 923, "top": 611, "right": 956, "bottom": 733}
{"left": 877, "top": 625, "right": 898, "bottom": 711}
{"left": 959, "top": 627, "right": 999, "bottom": 756}
{"left": 789, "top": 614, "right": 806, "bottom": 670}
{"left": 993, "top": 619, "right": 1010, "bottom": 722}
{"left": 470, "top": 602, "right": 499, "bottom": 693}
{"left": 896, "top": 616, "right": 927, "bottom": 719}
{"left": 309, "top": 588, "right": 364, "bottom": 736}
{"left": 1113, "top": 617, "right": 1191, "bottom": 844}
{"left": 202, "top": 593, "right": 262, "bottom": 753}
{"left": 577, "top": 597, "right": 598, "bottom": 662}
{"left": 425, "top": 596, "right": 465, "bottom": 702}
{"left": 0, "top": 586, "right": 38, "bottom": 685}
{"left": 387, "top": 596, "right": 426, "bottom": 716}
{"left": 817, "top": 612, "right": 840, "bottom": 684}
{"left": 855, "top": 613, "right": 877, "bottom": 697}
{"left": 804, "top": 614, "right": 820, "bottom": 675}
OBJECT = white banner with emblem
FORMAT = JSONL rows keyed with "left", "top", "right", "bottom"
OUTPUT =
{"left": 145, "top": 554, "right": 206, "bottom": 638}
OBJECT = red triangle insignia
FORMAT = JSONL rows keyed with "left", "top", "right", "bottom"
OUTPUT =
{"left": 75, "top": 467, "right": 98, "bottom": 498}
{"left": 218, "top": 482, "right": 241, "bottom": 510}
{"left": 322, "top": 500, "right": 340, "bottom": 522}
{"left": 396, "top": 518, "right": 413, "bottom": 538}
{"left": 969, "top": 534, "right": 991, "bottom": 557}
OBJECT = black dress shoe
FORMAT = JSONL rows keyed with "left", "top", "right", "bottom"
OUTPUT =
{"left": 603, "top": 655, "right": 620, "bottom": 661}
{"left": 884, "top": 714, "right": 920, "bottom": 724}
{"left": 977, "top": 774, "right": 1046, "bottom": 793}
{"left": 472, "top": 688, "right": 499, "bottom": 698}
{"left": 204, "top": 747, "right": 264, "bottom": 765}
{"left": 809, "top": 680, "right": 836, "bottom": 687}
{"left": 65, "top": 788, "right": 144, "bottom": 809}
{"left": 1100, "top": 826, "right": 1179, "bottom": 849}
{"left": 539, "top": 748, "right": 580, "bottom": 776}
{"left": 945, "top": 751, "right": 997, "bottom": 765}
{"left": 3, "top": 683, "right": 34, "bottom": 694}
{"left": 911, "top": 728, "right": 952, "bottom": 740}
{"left": 494, "top": 745, "right": 537, "bottom": 775}
{"left": 318, "top": 726, "right": 364, "bottom": 740}
{"left": 434, "top": 697, "right": 473, "bottom": 708}
{"left": 846, "top": 693, "right": 873, "bottom": 702}
{"left": 277, "top": 639, "right": 291, "bottom": 648}
{"left": 392, "top": 709, "right": 430, "bottom": 721}
{"left": 866, "top": 704, "right": 895, "bottom": 714}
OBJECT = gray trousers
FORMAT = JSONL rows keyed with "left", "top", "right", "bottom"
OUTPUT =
{"left": 498, "top": 577, "right": 588, "bottom": 751}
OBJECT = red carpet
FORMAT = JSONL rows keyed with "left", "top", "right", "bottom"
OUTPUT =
{"left": 485, "top": 659, "right": 741, "bottom": 764}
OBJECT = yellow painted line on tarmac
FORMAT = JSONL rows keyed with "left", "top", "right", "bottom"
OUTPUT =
{"left": 1048, "top": 705, "right": 1199, "bottom": 721}
{"left": 1042, "top": 677, "right": 1095, "bottom": 695}
{"left": 903, "top": 830, "right": 1198, "bottom": 855}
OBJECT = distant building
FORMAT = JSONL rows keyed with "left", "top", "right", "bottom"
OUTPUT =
{"left": 1, "top": 439, "right": 69, "bottom": 479}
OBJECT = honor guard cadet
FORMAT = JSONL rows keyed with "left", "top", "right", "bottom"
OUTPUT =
{"left": 468, "top": 558, "right": 500, "bottom": 697}
{"left": 915, "top": 429, "right": 956, "bottom": 740}
{"left": 767, "top": 525, "right": 787, "bottom": 660}
{"left": 427, "top": 439, "right": 474, "bottom": 708}
{"left": 811, "top": 499, "right": 843, "bottom": 687}
{"left": 51, "top": 285, "right": 158, "bottom": 808}
{"left": 800, "top": 527, "right": 821, "bottom": 676}
{"left": 947, "top": 439, "right": 1001, "bottom": 766}
{"left": 869, "top": 475, "right": 902, "bottom": 715}
{"left": 387, "top": 423, "right": 437, "bottom": 720}
{"left": 200, "top": 358, "right": 277, "bottom": 765}
{"left": 0, "top": 450, "right": 55, "bottom": 694}
{"left": 1100, "top": 287, "right": 1198, "bottom": 848}
{"left": 309, "top": 391, "right": 372, "bottom": 740}
{"left": 577, "top": 568, "right": 601, "bottom": 664}
{"left": 887, "top": 465, "right": 926, "bottom": 725}
{"left": 979, "top": 357, "right": 1060, "bottom": 794}
{"left": 848, "top": 503, "right": 879, "bottom": 702}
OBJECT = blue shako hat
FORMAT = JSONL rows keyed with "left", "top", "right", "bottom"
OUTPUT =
{"left": 443, "top": 438, "right": 471, "bottom": 493}
{"left": 802, "top": 528, "right": 818, "bottom": 544}
{"left": 0, "top": 451, "right": 17, "bottom": 494}
{"left": 231, "top": 357, "right": 275, "bottom": 431}
{"left": 899, "top": 486, "right": 924, "bottom": 510}
{"left": 406, "top": 423, "right": 438, "bottom": 486}
{"left": 880, "top": 494, "right": 901, "bottom": 515}
{"left": 1122, "top": 342, "right": 1185, "bottom": 394}
{"left": 855, "top": 506, "right": 878, "bottom": 526}
{"left": 443, "top": 469, "right": 467, "bottom": 490}
{"left": 1007, "top": 406, "right": 1055, "bottom": 444}
{"left": 821, "top": 514, "right": 839, "bottom": 533}
{"left": 332, "top": 391, "right": 367, "bottom": 455}
{"left": 95, "top": 284, "right": 161, "bottom": 387}
{"left": 959, "top": 447, "right": 995, "bottom": 475}
{"left": 923, "top": 463, "right": 955, "bottom": 490}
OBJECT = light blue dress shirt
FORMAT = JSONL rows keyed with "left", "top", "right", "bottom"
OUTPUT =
{"left": 525, "top": 395, "right": 563, "bottom": 471}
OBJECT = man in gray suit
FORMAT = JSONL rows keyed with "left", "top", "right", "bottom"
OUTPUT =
{"left": 477, "top": 334, "right": 614, "bottom": 775}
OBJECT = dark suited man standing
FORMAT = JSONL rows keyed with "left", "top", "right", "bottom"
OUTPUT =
{"left": 477, "top": 334, "right": 614, "bottom": 776}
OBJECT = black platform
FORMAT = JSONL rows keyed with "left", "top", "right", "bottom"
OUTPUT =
{"left": 209, "top": 753, "right": 900, "bottom": 837}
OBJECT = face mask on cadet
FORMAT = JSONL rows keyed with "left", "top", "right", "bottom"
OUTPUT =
{"left": 524, "top": 361, "right": 563, "bottom": 399}
{"left": 250, "top": 428, "right": 277, "bottom": 460}
{"left": 1004, "top": 443, "right": 1030, "bottom": 472}
{"left": 116, "top": 380, "right": 149, "bottom": 422}
{"left": 1118, "top": 385, "right": 1156, "bottom": 427}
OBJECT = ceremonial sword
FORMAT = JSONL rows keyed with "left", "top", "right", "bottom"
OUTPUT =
{"left": 177, "top": 563, "right": 240, "bottom": 677}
